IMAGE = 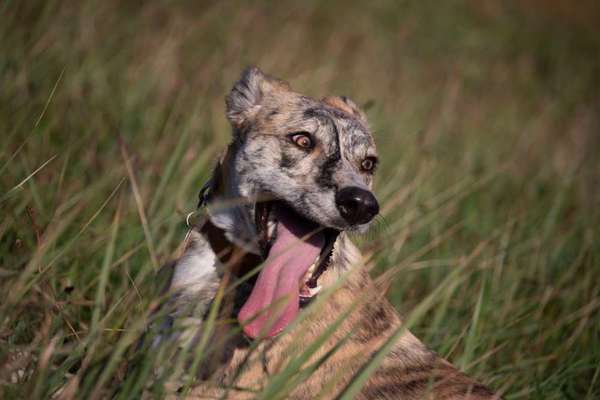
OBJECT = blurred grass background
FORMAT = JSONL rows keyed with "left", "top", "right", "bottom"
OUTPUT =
{"left": 1, "top": 0, "right": 600, "bottom": 398}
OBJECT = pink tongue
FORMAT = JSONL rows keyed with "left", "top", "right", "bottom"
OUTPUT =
{"left": 238, "top": 207, "right": 324, "bottom": 338}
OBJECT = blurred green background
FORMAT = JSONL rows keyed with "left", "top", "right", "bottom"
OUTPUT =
{"left": 1, "top": 1, "right": 599, "bottom": 398}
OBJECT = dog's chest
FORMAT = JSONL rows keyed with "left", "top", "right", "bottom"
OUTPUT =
{"left": 170, "top": 230, "right": 221, "bottom": 304}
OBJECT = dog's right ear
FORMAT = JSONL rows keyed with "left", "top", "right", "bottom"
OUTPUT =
{"left": 226, "top": 66, "right": 289, "bottom": 130}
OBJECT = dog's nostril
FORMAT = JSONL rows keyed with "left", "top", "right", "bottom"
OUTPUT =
{"left": 335, "top": 187, "right": 379, "bottom": 225}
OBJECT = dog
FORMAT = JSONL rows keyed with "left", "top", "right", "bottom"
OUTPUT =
{"left": 158, "top": 67, "right": 500, "bottom": 399}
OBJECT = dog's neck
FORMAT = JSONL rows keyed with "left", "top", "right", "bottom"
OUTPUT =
{"left": 202, "top": 142, "right": 263, "bottom": 256}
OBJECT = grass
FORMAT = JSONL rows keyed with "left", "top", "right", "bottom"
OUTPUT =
{"left": 1, "top": 0, "right": 600, "bottom": 398}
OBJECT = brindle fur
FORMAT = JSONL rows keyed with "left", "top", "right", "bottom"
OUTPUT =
{"left": 161, "top": 67, "right": 500, "bottom": 399}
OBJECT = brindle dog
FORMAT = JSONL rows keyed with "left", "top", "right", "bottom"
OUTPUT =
{"left": 160, "top": 67, "right": 500, "bottom": 399}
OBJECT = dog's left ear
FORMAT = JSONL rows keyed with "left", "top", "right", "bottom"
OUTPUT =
{"left": 322, "top": 96, "right": 369, "bottom": 127}
{"left": 226, "top": 66, "right": 290, "bottom": 130}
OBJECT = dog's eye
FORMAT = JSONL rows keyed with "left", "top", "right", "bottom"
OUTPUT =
{"left": 290, "top": 132, "right": 314, "bottom": 149}
{"left": 360, "top": 157, "right": 377, "bottom": 172}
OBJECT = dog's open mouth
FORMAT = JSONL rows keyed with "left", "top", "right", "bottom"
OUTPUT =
{"left": 237, "top": 201, "right": 338, "bottom": 339}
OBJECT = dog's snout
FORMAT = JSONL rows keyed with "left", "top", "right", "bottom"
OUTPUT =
{"left": 335, "top": 187, "right": 379, "bottom": 225}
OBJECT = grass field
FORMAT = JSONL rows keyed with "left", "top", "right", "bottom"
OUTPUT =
{"left": 1, "top": 1, "right": 600, "bottom": 398}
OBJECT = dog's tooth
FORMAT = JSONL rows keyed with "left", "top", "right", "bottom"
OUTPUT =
{"left": 307, "top": 260, "right": 317, "bottom": 275}
{"left": 308, "top": 285, "right": 321, "bottom": 296}
{"left": 301, "top": 261, "right": 317, "bottom": 283}
{"left": 267, "top": 220, "right": 276, "bottom": 239}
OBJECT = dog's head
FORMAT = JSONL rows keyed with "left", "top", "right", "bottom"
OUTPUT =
{"left": 226, "top": 66, "right": 379, "bottom": 233}
{"left": 213, "top": 67, "right": 379, "bottom": 339}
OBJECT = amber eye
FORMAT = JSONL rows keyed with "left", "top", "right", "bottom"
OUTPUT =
{"left": 361, "top": 157, "right": 377, "bottom": 172}
{"left": 290, "top": 132, "right": 314, "bottom": 149}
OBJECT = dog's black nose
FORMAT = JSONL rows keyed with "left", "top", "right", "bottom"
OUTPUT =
{"left": 335, "top": 187, "right": 379, "bottom": 225}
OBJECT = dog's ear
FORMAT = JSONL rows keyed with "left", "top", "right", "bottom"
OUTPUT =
{"left": 322, "top": 96, "right": 369, "bottom": 127}
{"left": 226, "top": 66, "right": 290, "bottom": 130}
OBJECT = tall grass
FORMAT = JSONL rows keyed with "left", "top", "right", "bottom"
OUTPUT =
{"left": 1, "top": 1, "right": 599, "bottom": 398}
